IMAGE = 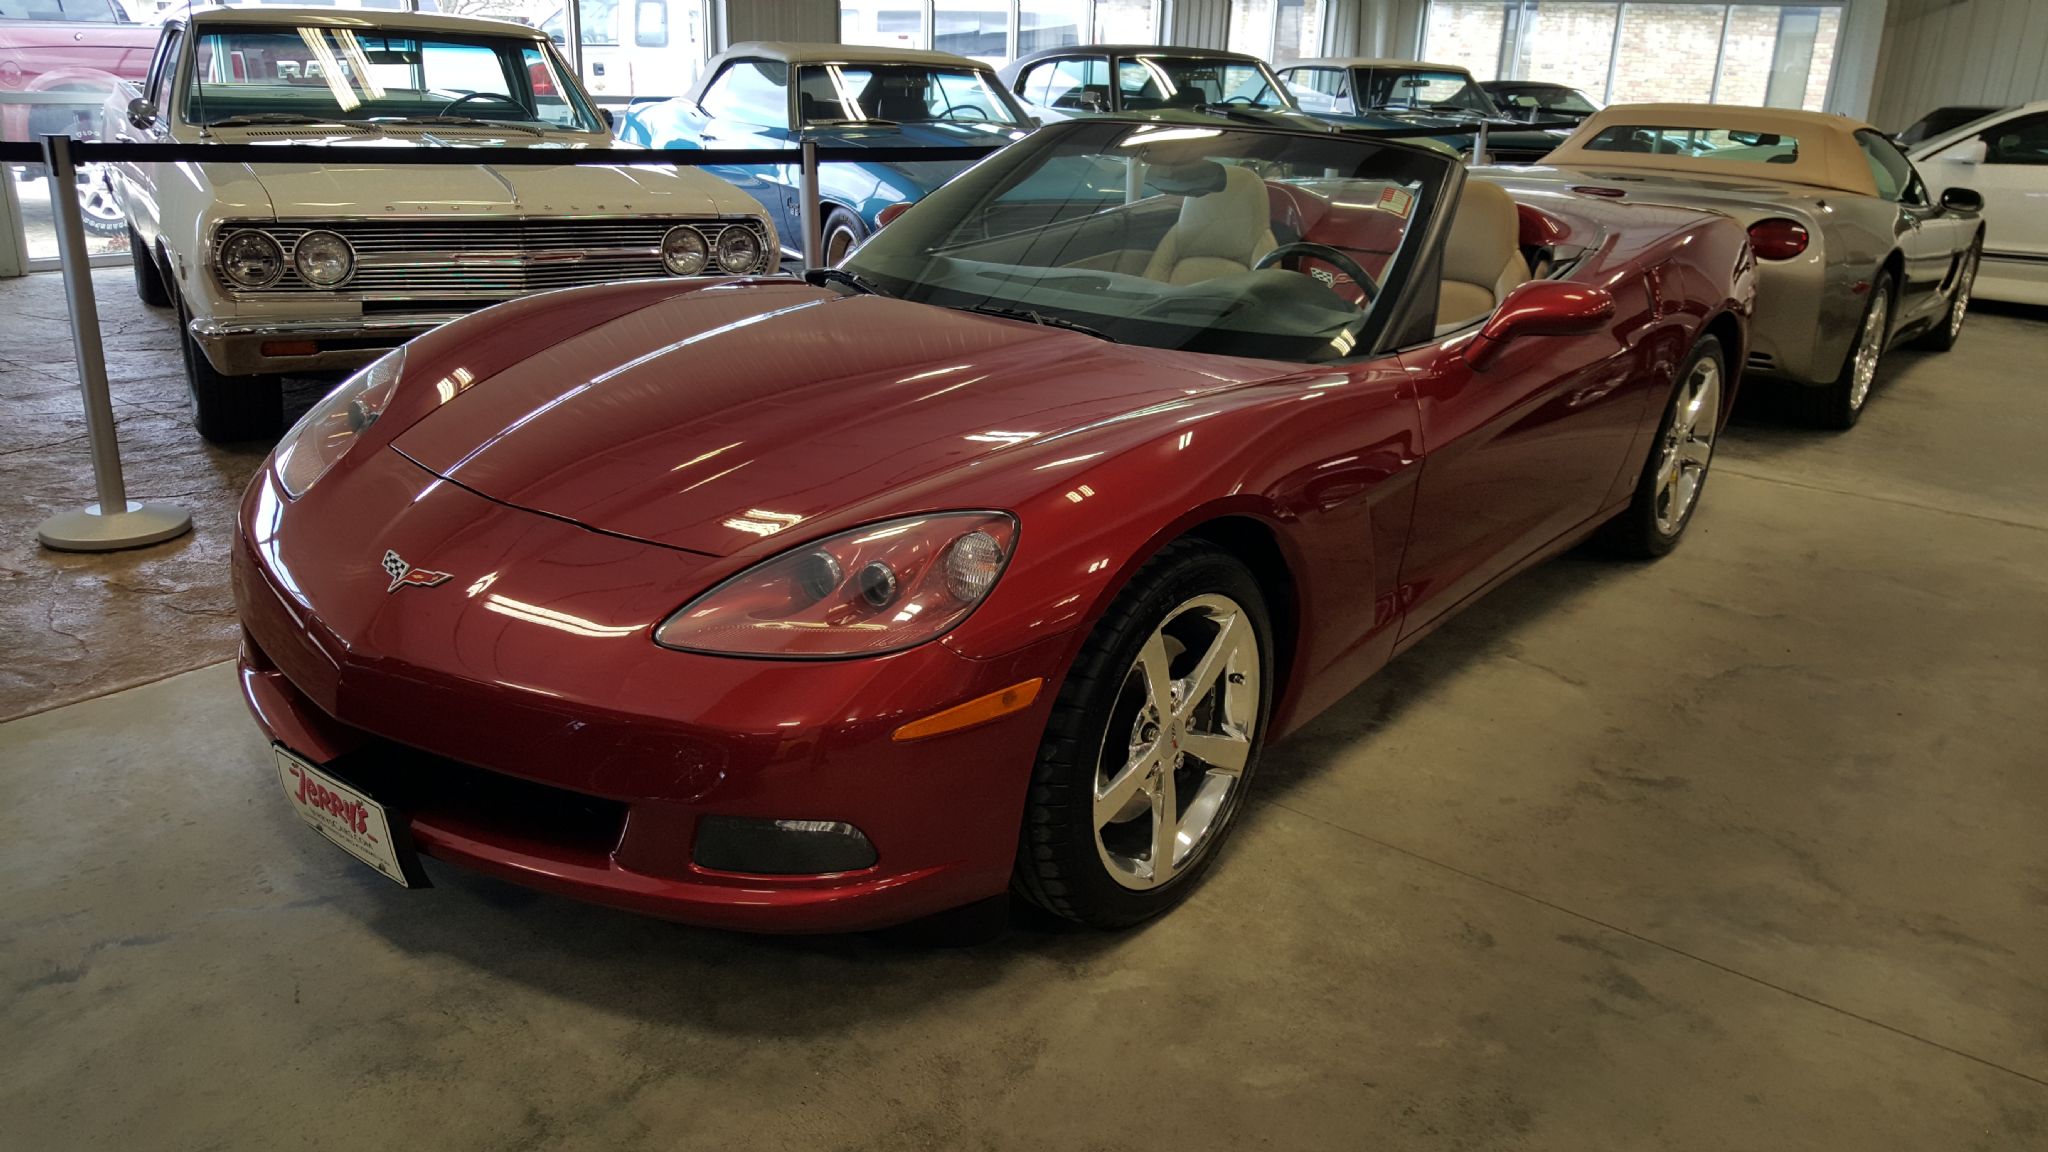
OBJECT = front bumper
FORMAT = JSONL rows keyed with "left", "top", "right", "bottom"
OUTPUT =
{"left": 191, "top": 313, "right": 465, "bottom": 376}
{"left": 232, "top": 457, "right": 1062, "bottom": 932}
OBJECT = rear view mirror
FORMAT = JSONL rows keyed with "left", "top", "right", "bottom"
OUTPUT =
{"left": 1940, "top": 186, "right": 1984, "bottom": 213}
{"left": 1466, "top": 280, "right": 1615, "bottom": 370}
{"left": 1939, "top": 137, "right": 1988, "bottom": 164}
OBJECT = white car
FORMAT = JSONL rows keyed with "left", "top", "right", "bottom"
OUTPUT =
{"left": 104, "top": 5, "right": 777, "bottom": 442}
{"left": 1911, "top": 99, "right": 2048, "bottom": 306}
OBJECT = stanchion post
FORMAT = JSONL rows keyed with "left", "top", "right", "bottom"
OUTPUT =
{"left": 800, "top": 136, "right": 822, "bottom": 270}
{"left": 34, "top": 132, "right": 191, "bottom": 552}
{"left": 1472, "top": 120, "right": 1490, "bottom": 166}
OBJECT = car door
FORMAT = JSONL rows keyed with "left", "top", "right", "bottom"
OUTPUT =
{"left": 1921, "top": 111, "right": 2048, "bottom": 292}
{"left": 114, "top": 21, "right": 183, "bottom": 246}
{"left": 695, "top": 58, "right": 796, "bottom": 247}
{"left": 1855, "top": 129, "right": 1952, "bottom": 325}
{"left": 1393, "top": 263, "right": 1670, "bottom": 645}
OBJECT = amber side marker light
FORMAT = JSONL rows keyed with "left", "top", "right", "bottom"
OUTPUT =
{"left": 893, "top": 678, "right": 1044, "bottom": 742}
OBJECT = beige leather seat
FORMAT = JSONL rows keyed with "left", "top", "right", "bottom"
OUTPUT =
{"left": 1143, "top": 165, "right": 1278, "bottom": 286}
{"left": 1436, "top": 179, "right": 1531, "bottom": 334}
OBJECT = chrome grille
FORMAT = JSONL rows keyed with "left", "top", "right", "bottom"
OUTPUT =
{"left": 211, "top": 217, "right": 773, "bottom": 301}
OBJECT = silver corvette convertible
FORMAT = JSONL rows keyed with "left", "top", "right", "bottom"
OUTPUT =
{"left": 1478, "top": 103, "right": 1984, "bottom": 428}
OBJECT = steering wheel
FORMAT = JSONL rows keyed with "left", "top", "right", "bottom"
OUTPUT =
{"left": 1255, "top": 242, "right": 1379, "bottom": 304}
{"left": 438, "top": 91, "right": 526, "bottom": 116}
{"left": 949, "top": 105, "right": 990, "bottom": 122}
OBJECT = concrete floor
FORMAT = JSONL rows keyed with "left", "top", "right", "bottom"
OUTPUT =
{"left": 2, "top": 267, "right": 2046, "bottom": 1149}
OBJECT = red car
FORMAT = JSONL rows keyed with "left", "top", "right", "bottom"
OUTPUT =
{"left": 235, "top": 119, "right": 1755, "bottom": 932}
{"left": 0, "top": 0, "right": 154, "bottom": 143}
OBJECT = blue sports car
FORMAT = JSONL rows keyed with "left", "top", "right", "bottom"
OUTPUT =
{"left": 617, "top": 41, "right": 1031, "bottom": 264}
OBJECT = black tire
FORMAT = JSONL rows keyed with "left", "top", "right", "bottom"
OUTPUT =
{"left": 1013, "top": 540, "right": 1274, "bottom": 928}
{"left": 1801, "top": 275, "right": 1893, "bottom": 430}
{"left": 1916, "top": 240, "right": 1978, "bottom": 352}
{"left": 1597, "top": 334, "right": 1726, "bottom": 559}
{"left": 129, "top": 226, "right": 171, "bottom": 307}
{"left": 175, "top": 286, "right": 282, "bottom": 444}
{"left": 821, "top": 207, "right": 866, "bottom": 266}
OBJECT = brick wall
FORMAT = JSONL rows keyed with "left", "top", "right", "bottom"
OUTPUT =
{"left": 1515, "top": 3, "right": 1620, "bottom": 97}
{"left": 1420, "top": 1, "right": 1505, "bottom": 81}
{"left": 1611, "top": 3, "right": 1727, "bottom": 104}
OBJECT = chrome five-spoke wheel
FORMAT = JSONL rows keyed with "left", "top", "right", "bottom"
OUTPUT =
{"left": 1653, "top": 354, "right": 1720, "bottom": 538}
{"left": 1094, "top": 593, "right": 1260, "bottom": 890}
{"left": 1848, "top": 287, "right": 1889, "bottom": 413}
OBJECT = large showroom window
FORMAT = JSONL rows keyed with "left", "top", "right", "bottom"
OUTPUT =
{"left": 1422, "top": 0, "right": 1842, "bottom": 111}
{"left": 1228, "top": 0, "right": 1326, "bottom": 66}
{"left": 543, "top": 0, "right": 710, "bottom": 102}
{"left": 840, "top": 0, "right": 1160, "bottom": 60}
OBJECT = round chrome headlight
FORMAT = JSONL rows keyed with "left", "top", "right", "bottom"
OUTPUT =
{"left": 714, "top": 225, "right": 762, "bottom": 273}
{"left": 218, "top": 229, "right": 284, "bottom": 289}
{"left": 292, "top": 230, "right": 355, "bottom": 288}
{"left": 661, "top": 225, "right": 709, "bottom": 276}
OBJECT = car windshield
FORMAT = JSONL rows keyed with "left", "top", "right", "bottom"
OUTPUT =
{"left": 842, "top": 120, "right": 1451, "bottom": 364}
{"left": 1503, "top": 86, "right": 1595, "bottom": 114}
{"left": 1362, "top": 69, "right": 1493, "bottom": 116}
{"left": 796, "top": 63, "right": 1019, "bottom": 126}
{"left": 1120, "top": 56, "right": 1290, "bottom": 112}
{"left": 183, "top": 23, "right": 603, "bottom": 133}
{"left": 0, "top": 0, "right": 126, "bottom": 20}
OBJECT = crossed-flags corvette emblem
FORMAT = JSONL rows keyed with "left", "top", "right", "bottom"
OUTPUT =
{"left": 381, "top": 550, "right": 452, "bottom": 594}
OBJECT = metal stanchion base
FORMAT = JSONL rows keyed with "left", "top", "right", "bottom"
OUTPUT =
{"left": 37, "top": 501, "right": 193, "bottom": 552}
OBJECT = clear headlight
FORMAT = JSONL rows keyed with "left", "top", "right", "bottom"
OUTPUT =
{"left": 272, "top": 348, "right": 405, "bottom": 499}
{"left": 661, "top": 225, "right": 708, "bottom": 275}
{"left": 219, "top": 229, "right": 284, "bottom": 289}
{"left": 714, "top": 224, "right": 763, "bottom": 273}
{"left": 292, "top": 230, "right": 355, "bottom": 288}
{"left": 655, "top": 512, "right": 1018, "bottom": 657}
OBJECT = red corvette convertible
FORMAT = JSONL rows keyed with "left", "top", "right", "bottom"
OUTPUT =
{"left": 235, "top": 119, "right": 1755, "bottom": 931}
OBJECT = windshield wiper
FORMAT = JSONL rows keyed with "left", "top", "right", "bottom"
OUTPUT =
{"left": 803, "top": 267, "right": 891, "bottom": 297}
{"left": 378, "top": 115, "right": 545, "bottom": 136}
{"left": 206, "top": 113, "right": 364, "bottom": 128}
{"left": 959, "top": 304, "right": 1110, "bottom": 340}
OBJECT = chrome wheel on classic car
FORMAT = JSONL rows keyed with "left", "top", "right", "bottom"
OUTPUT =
{"left": 235, "top": 118, "right": 1754, "bottom": 933}
{"left": 1602, "top": 336, "right": 1726, "bottom": 557}
{"left": 103, "top": 6, "right": 776, "bottom": 443}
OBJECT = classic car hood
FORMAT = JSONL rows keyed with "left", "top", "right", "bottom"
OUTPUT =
{"left": 392, "top": 282, "right": 1286, "bottom": 556}
{"left": 210, "top": 151, "right": 729, "bottom": 219}
{"left": 803, "top": 121, "right": 1025, "bottom": 148}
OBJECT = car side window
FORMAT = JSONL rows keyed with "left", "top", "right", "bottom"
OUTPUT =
{"left": 702, "top": 59, "right": 790, "bottom": 129}
{"left": 144, "top": 27, "right": 184, "bottom": 107}
{"left": 1282, "top": 67, "right": 1351, "bottom": 114}
{"left": 1042, "top": 56, "right": 1108, "bottom": 111}
{"left": 1983, "top": 113, "right": 2048, "bottom": 164}
{"left": 1856, "top": 129, "right": 1924, "bottom": 204}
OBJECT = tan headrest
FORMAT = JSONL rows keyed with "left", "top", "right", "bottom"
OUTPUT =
{"left": 1443, "top": 180, "right": 1520, "bottom": 286}
{"left": 1172, "top": 165, "right": 1275, "bottom": 263}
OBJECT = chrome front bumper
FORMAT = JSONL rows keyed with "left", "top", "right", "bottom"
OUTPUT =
{"left": 188, "top": 313, "right": 467, "bottom": 376}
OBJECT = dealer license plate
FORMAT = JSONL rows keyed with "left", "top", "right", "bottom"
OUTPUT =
{"left": 274, "top": 746, "right": 420, "bottom": 888}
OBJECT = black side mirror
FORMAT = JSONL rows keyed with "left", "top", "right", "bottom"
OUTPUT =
{"left": 1940, "top": 186, "right": 1984, "bottom": 213}
{"left": 127, "top": 97, "right": 157, "bottom": 130}
{"left": 598, "top": 107, "right": 615, "bottom": 131}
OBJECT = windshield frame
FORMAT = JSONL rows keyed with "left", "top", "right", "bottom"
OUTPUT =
{"left": 1115, "top": 53, "right": 1298, "bottom": 114}
{"left": 793, "top": 61, "right": 1024, "bottom": 127}
{"left": 1359, "top": 67, "right": 1498, "bottom": 117}
{"left": 175, "top": 20, "right": 605, "bottom": 134}
{"left": 841, "top": 116, "right": 1456, "bottom": 365}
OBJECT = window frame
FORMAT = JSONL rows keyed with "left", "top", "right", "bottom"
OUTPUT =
{"left": 699, "top": 56, "right": 792, "bottom": 130}
{"left": 1981, "top": 112, "right": 2048, "bottom": 166}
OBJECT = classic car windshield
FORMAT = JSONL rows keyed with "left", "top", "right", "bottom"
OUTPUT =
{"left": 796, "top": 64, "right": 1020, "bottom": 126}
{"left": 842, "top": 121, "right": 1451, "bottom": 364}
{"left": 1120, "top": 57, "right": 1290, "bottom": 111}
{"left": 1583, "top": 125, "right": 1800, "bottom": 162}
{"left": 1499, "top": 86, "right": 1596, "bottom": 115}
{"left": 183, "top": 24, "right": 603, "bottom": 132}
{"left": 1362, "top": 69, "right": 1493, "bottom": 116}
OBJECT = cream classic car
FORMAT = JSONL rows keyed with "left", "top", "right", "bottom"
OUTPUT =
{"left": 105, "top": 6, "right": 777, "bottom": 442}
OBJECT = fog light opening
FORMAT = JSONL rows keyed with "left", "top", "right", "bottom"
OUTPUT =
{"left": 693, "top": 815, "right": 878, "bottom": 875}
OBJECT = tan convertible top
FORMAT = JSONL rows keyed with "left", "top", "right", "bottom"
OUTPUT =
{"left": 1543, "top": 103, "right": 1881, "bottom": 197}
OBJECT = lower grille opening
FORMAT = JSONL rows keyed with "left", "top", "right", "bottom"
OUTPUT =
{"left": 325, "top": 738, "right": 629, "bottom": 858}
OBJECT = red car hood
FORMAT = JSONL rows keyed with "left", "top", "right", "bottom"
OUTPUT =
{"left": 394, "top": 282, "right": 1284, "bottom": 557}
